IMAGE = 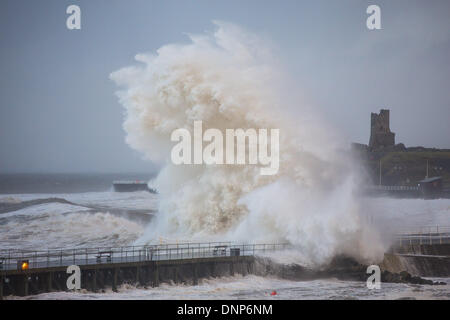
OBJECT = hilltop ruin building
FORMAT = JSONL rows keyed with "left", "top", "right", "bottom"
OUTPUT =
{"left": 369, "top": 109, "right": 395, "bottom": 150}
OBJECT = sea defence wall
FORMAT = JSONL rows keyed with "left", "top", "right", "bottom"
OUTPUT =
{"left": 0, "top": 256, "right": 254, "bottom": 298}
{"left": 381, "top": 253, "right": 450, "bottom": 277}
{"left": 381, "top": 244, "right": 450, "bottom": 277}
{"left": 392, "top": 244, "right": 450, "bottom": 256}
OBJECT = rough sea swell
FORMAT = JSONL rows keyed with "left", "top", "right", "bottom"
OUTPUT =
{"left": 1, "top": 191, "right": 449, "bottom": 299}
{"left": 0, "top": 191, "right": 155, "bottom": 250}
{"left": 110, "top": 21, "right": 384, "bottom": 267}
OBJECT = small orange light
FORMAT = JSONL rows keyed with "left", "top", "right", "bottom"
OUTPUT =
{"left": 21, "top": 261, "right": 29, "bottom": 270}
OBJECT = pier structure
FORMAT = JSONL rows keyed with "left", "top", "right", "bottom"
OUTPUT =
{"left": 2, "top": 231, "right": 450, "bottom": 299}
{"left": 0, "top": 242, "right": 288, "bottom": 298}
{"left": 112, "top": 180, "right": 157, "bottom": 193}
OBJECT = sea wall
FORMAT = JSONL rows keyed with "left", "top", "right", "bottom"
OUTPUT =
{"left": 381, "top": 253, "right": 450, "bottom": 277}
{"left": 391, "top": 244, "right": 450, "bottom": 256}
{"left": 380, "top": 243, "right": 450, "bottom": 277}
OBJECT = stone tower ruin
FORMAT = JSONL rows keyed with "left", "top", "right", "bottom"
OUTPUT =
{"left": 369, "top": 109, "right": 395, "bottom": 150}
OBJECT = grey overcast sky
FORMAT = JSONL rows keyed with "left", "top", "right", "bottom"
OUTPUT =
{"left": 0, "top": 0, "right": 449, "bottom": 173}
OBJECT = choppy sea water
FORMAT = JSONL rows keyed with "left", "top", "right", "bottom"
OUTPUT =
{"left": 9, "top": 276, "right": 450, "bottom": 300}
{"left": 1, "top": 174, "right": 449, "bottom": 300}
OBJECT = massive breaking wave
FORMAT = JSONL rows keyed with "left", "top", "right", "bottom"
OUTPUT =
{"left": 111, "top": 21, "right": 384, "bottom": 266}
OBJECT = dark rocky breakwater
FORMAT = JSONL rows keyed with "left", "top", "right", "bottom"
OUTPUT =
{"left": 253, "top": 256, "right": 446, "bottom": 286}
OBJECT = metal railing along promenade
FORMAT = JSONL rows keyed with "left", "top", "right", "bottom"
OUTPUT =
{"left": 368, "top": 185, "right": 419, "bottom": 191}
{"left": 0, "top": 242, "right": 289, "bottom": 272}
{"left": 395, "top": 226, "right": 450, "bottom": 246}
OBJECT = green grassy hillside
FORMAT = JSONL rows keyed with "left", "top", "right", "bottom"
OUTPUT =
{"left": 363, "top": 151, "right": 450, "bottom": 186}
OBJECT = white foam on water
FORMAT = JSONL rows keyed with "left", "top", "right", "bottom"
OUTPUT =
{"left": 0, "top": 203, "right": 90, "bottom": 218}
{"left": 0, "top": 202, "right": 144, "bottom": 249}
{"left": 0, "top": 191, "right": 158, "bottom": 211}
{"left": 1, "top": 191, "right": 449, "bottom": 299}
{"left": 7, "top": 275, "right": 449, "bottom": 300}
